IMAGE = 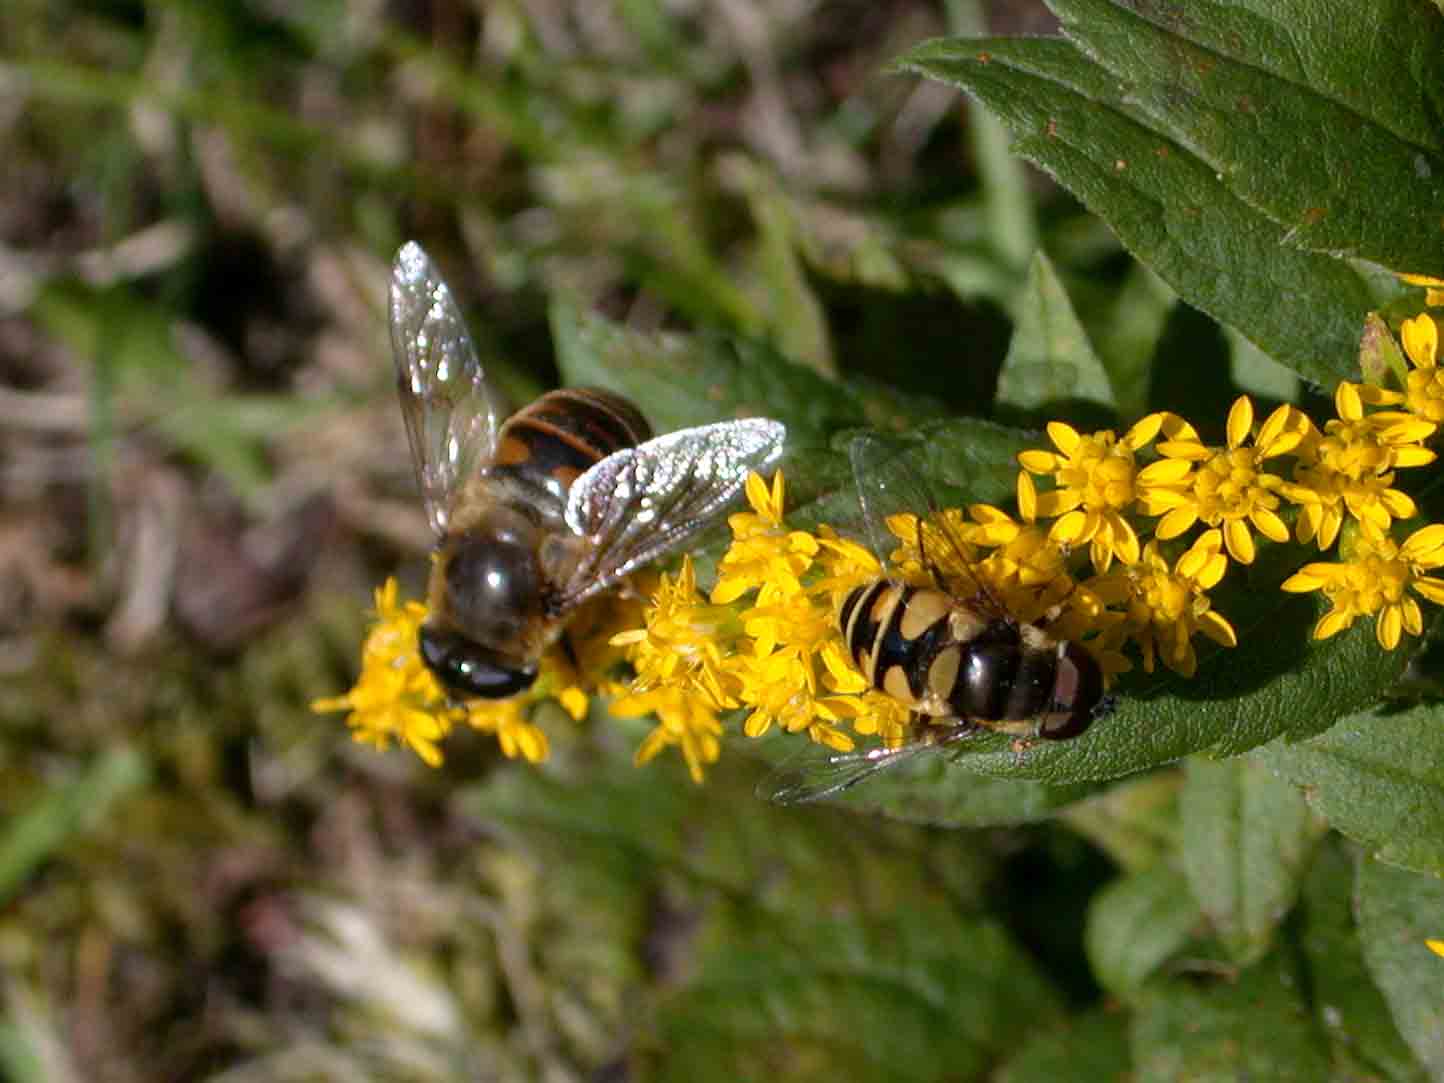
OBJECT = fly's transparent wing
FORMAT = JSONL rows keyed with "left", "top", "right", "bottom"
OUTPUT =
{"left": 554, "top": 418, "right": 786, "bottom": 611}
{"left": 390, "top": 241, "right": 505, "bottom": 535}
{"left": 849, "top": 432, "right": 1000, "bottom": 610}
{"left": 758, "top": 723, "right": 979, "bottom": 805}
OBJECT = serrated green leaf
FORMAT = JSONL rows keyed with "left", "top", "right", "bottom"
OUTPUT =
{"left": 995, "top": 1009, "right": 1132, "bottom": 1083}
{"left": 1130, "top": 951, "right": 1333, "bottom": 1082}
{"left": 1356, "top": 858, "right": 1444, "bottom": 1078}
{"left": 1086, "top": 864, "right": 1200, "bottom": 997}
{"left": 757, "top": 734, "right": 1099, "bottom": 826}
{"left": 551, "top": 299, "right": 946, "bottom": 449}
{"left": 1051, "top": 0, "right": 1444, "bottom": 274}
{"left": 1257, "top": 703, "right": 1444, "bottom": 877}
{"left": 995, "top": 251, "right": 1115, "bottom": 414}
{"left": 1300, "top": 841, "right": 1426, "bottom": 1083}
{"left": 1179, "top": 756, "right": 1324, "bottom": 965}
{"left": 465, "top": 742, "right": 1061, "bottom": 1082}
{"left": 896, "top": 36, "right": 1377, "bottom": 384}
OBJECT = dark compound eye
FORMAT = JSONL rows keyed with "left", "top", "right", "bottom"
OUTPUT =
{"left": 418, "top": 625, "right": 538, "bottom": 699}
{"left": 1038, "top": 642, "right": 1109, "bottom": 740}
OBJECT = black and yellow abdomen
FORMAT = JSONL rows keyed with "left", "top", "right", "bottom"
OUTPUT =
{"left": 838, "top": 578, "right": 1074, "bottom": 726}
{"left": 493, "top": 387, "right": 651, "bottom": 495}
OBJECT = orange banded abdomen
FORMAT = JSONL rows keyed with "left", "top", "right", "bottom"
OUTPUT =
{"left": 493, "top": 387, "right": 652, "bottom": 493}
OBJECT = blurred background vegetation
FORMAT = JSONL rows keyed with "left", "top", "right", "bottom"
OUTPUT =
{"left": 0, "top": 0, "right": 1308, "bottom": 1079}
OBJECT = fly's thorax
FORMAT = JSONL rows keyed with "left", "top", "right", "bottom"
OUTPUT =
{"left": 427, "top": 503, "right": 553, "bottom": 659}
{"left": 491, "top": 387, "right": 652, "bottom": 500}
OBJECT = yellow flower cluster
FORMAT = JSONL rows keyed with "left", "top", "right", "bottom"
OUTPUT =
{"left": 316, "top": 309, "right": 1444, "bottom": 780}
{"left": 310, "top": 579, "right": 624, "bottom": 767}
{"left": 607, "top": 472, "right": 910, "bottom": 782}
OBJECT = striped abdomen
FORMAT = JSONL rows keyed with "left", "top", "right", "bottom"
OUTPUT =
{"left": 493, "top": 387, "right": 652, "bottom": 497}
{"left": 838, "top": 578, "right": 1102, "bottom": 737}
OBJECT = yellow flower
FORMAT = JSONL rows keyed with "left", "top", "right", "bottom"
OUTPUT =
{"left": 1091, "top": 530, "right": 1236, "bottom": 678}
{"left": 1017, "top": 414, "right": 1174, "bottom": 573}
{"left": 610, "top": 556, "right": 740, "bottom": 708}
{"left": 315, "top": 578, "right": 622, "bottom": 766}
{"left": 711, "top": 471, "right": 819, "bottom": 603}
{"left": 611, "top": 686, "right": 724, "bottom": 783}
{"left": 1280, "top": 523, "right": 1444, "bottom": 649}
{"left": 1400, "top": 273, "right": 1444, "bottom": 307}
{"left": 463, "top": 698, "right": 550, "bottom": 763}
{"left": 1427, "top": 938, "right": 1444, "bottom": 958}
{"left": 1364, "top": 314, "right": 1444, "bottom": 428}
{"left": 1291, "top": 383, "right": 1436, "bottom": 549}
{"left": 310, "top": 579, "right": 458, "bottom": 767}
{"left": 1135, "top": 397, "right": 1313, "bottom": 564}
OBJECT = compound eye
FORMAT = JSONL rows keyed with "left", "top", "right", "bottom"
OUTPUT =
{"left": 418, "top": 625, "right": 538, "bottom": 699}
{"left": 1038, "top": 642, "right": 1108, "bottom": 740}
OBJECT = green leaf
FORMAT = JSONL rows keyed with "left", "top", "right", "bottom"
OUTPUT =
{"left": 1357, "top": 858, "right": 1444, "bottom": 1078}
{"left": 1257, "top": 703, "right": 1444, "bottom": 877}
{"left": 1058, "top": 770, "right": 1182, "bottom": 873}
{"left": 995, "top": 1009, "right": 1132, "bottom": 1083}
{"left": 1091, "top": 263, "right": 1175, "bottom": 419}
{"left": 758, "top": 735, "right": 1100, "bottom": 826}
{"left": 1051, "top": 0, "right": 1444, "bottom": 274}
{"left": 466, "top": 741, "right": 1063, "bottom": 1082}
{"left": 1178, "top": 756, "right": 1324, "bottom": 965}
{"left": 1300, "top": 840, "right": 1426, "bottom": 1083}
{"left": 1131, "top": 951, "right": 1334, "bottom": 1082}
{"left": 550, "top": 299, "right": 894, "bottom": 447}
{"left": 995, "top": 251, "right": 1116, "bottom": 415}
{"left": 1085, "top": 864, "right": 1201, "bottom": 997}
{"left": 896, "top": 36, "right": 1378, "bottom": 384}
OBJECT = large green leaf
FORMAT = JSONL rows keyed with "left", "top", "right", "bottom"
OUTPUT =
{"left": 465, "top": 738, "right": 1063, "bottom": 1082}
{"left": 1357, "top": 858, "right": 1444, "bottom": 1078}
{"left": 1051, "top": 0, "right": 1444, "bottom": 275}
{"left": 1085, "top": 863, "right": 1201, "bottom": 997}
{"left": 1300, "top": 841, "right": 1426, "bottom": 1083}
{"left": 1178, "top": 756, "right": 1324, "bottom": 965}
{"left": 995, "top": 1009, "right": 1132, "bottom": 1083}
{"left": 1257, "top": 703, "right": 1444, "bottom": 877}
{"left": 757, "top": 734, "right": 1100, "bottom": 827}
{"left": 550, "top": 299, "right": 943, "bottom": 449}
{"left": 896, "top": 37, "right": 1377, "bottom": 385}
{"left": 1130, "top": 951, "right": 1334, "bottom": 1081}
{"left": 994, "top": 251, "right": 1116, "bottom": 415}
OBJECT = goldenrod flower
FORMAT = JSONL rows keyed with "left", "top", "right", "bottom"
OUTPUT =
{"left": 1017, "top": 414, "right": 1173, "bottom": 573}
{"left": 1400, "top": 273, "right": 1444, "bottom": 307}
{"left": 1280, "top": 523, "right": 1444, "bottom": 649}
{"left": 463, "top": 698, "right": 550, "bottom": 763}
{"left": 1291, "top": 383, "right": 1435, "bottom": 548}
{"left": 1091, "top": 530, "right": 1236, "bottom": 678}
{"left": 711, "top": 471, "right": 819, "bottom": 603}
{"left": 1427, "top": 938, "right": 1444, "bottom": 958}
{"left": 1135, "top": 397, "right": 1313, "bottom": 564}
{"left": 611, "top": 686, "right": 724, "bottom": 783}
{"left": 1363, "top": 315, "right": 1444, "bottom": 428}
{"left": 313, "top": 579, "right": 619, "bottom": 766}
{"left": 611, "top": 557, "right": 740, "bottom": 708}
{"left": 310, "top": 579, "right": 458, "bottom": 766}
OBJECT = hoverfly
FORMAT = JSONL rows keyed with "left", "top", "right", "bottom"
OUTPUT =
{"left": 390, "top": 242, "right": 786, "bottom": 699}
{"left": 763, "top": 433, "right": 1110, "bottom": 804}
